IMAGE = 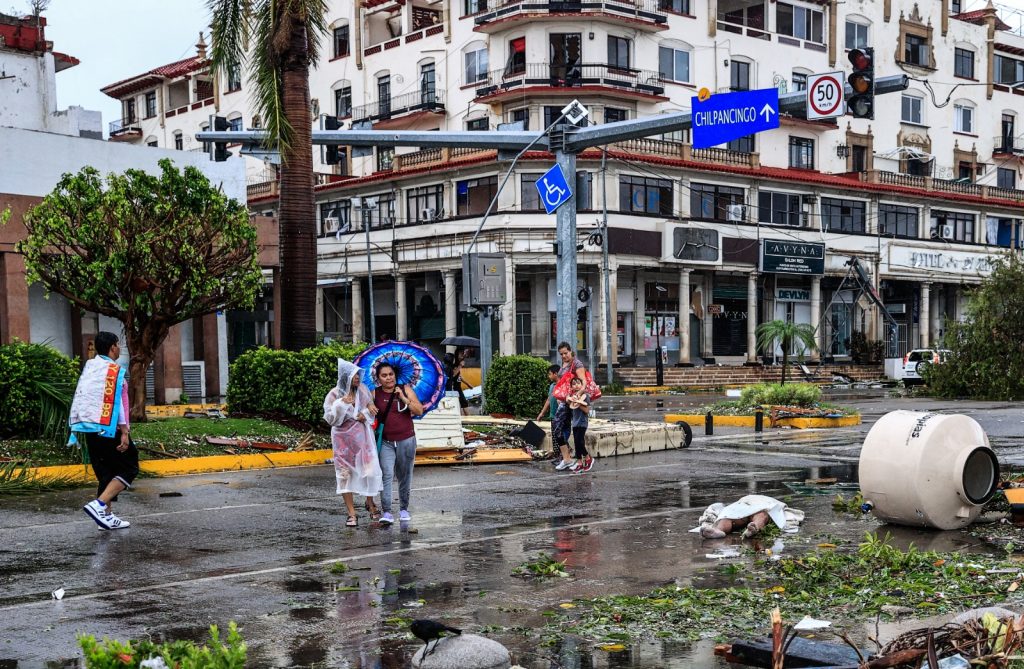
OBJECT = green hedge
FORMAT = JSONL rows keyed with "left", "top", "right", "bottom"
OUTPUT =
{"left": 0, "top": 341, "right": 78, "bottom": 439}
{"left": 484, "top": 354, "right": 551, "bottom": 417}
{"left": 738, "top": 382, "right": 821, "bottom": 408}
{"left": 226, "top": 342, "right": 366, "bottom": 424}
{"left": 78, "top": 622, "right": 244, "bottom": 669}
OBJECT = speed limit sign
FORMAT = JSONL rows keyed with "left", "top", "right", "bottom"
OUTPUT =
{"left": 807, "top": 72, "right": 845, "bottom": 120}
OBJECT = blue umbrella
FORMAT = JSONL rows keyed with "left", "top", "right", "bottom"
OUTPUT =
{"left": 354, "top": 341, "right": 447, "bottom": 415}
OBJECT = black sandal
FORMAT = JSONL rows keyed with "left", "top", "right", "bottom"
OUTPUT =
{"left": 345, "top": 515, "right": 357, "bottom": 527}
{"left": 365, "top": 498, "right": 380, "bottom": 520}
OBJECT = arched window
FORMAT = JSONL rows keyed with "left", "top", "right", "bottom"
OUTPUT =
{"left": 332, "top": 80, "right": 352, "bottom": 118}
{"left": 845, "top": 15, "right": 870, "bottom": 50}
{"left": 331, "top": 20, "right": 350, "bottom": 59}
{"left": 226, "top": 112, "right": 243, "bottom": 131}
{"left": 173, "top": 130, "right": 183, "bottom": 150}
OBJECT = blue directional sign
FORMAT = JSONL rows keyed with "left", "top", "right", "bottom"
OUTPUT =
{"left": 536, "top": 163, "right": 573, "bottom": 215}
{"left": 691, "top": 88, "right": 780, "bottom": 149}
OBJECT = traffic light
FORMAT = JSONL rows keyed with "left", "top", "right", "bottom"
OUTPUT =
{"left": 323, "top": 115, "right": 343, "bottom": 165}
{"left": 211, "top": 115, "right": 231, "bottom": 162}
{"left": 847, "top": 47, "right": 874, "bottom": 119}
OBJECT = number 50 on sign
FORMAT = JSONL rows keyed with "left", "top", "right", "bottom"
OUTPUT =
{"left": 806, "top": 72, "right": 845, "bottom": 120}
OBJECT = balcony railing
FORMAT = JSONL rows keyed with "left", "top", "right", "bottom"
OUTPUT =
{"left": 861, "top": 171, "right": 1024, "bottom": 203}
{"left": 716, "top": 14, "right": 827, "bottom": 51}
{"left": 613, "top": 137, "right": 685, "bottom": 158}
{"left": 109, "top": 117, "right": 141, "bottom": 137}
{"left": 351, "top": 89, "right": 445, "bottom": 123}
{"left": 691, "top": 146, "right": 760, "bottom": 167}
{"left": 391, "top": 146, "right": 493, "bottom": 171}
{"left": 993, "top": 135, "right": 1024, "bottom": 154}
{"left": 475, "top": 62, "right": 664, "bottom": 98}
{"left": 470, "top": 0, "right": 667, "bottom": 27}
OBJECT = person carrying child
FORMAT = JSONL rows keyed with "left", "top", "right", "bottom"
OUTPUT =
{"left": 566, "top": 376, "right": 594, "bottom": 473}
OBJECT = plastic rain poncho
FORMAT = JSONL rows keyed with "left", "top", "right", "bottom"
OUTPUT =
{"left": 323, "top": 359, "right": 383, "bottom": 496}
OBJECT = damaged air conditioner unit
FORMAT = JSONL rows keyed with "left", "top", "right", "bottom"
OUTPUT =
{"left": 726, "top": 204, "right": 746, "bottom": 222}
{"left": 323, "top": 217, "right": 340, "bottom": 234}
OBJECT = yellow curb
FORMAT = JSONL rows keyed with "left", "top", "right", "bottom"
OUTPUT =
{"left": 624, "top": 386, "right": 671, "bottom": 393}
{"left": 145, "top": 403, "right": 226, "bottom": 418}
{"left": 16, "top": 446, "right": 535, "bottom": 484}
{"left": 664, "top": 414, "right": 861, "bottom": 429}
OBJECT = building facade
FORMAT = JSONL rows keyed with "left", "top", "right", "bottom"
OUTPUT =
{"left": 103, "top": 0, "right": 1024, "bottom": 370}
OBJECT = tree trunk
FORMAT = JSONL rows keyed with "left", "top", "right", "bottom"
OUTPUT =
{"left": 278, "top": 20, "right": 318, "bottom": 351}
{"left": 125, "top": 325, "right": 168, "bottom": 423}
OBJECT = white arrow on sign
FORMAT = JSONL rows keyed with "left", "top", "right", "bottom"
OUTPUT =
{"left": 760, "top": 104, "right": 776, "bottom": 122}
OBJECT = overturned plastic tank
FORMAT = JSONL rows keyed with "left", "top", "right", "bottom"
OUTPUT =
{"left": 859, "top": 411, "right": 999, "bottom": 530}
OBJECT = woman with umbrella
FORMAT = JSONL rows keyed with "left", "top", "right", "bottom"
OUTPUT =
{"left": 323, "top": 360, "right": 383, "bottom": 527}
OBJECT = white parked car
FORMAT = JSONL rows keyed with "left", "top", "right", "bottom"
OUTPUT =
{"left": 899, "top": 348, "right": 951, "bottom": 385}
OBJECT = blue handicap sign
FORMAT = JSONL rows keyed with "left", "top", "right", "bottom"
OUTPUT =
{"left": 691, "top": 88, "right": 780, "bottom": 149}
{"left": 536, "top": 164, "right": 573, "bottom": 215}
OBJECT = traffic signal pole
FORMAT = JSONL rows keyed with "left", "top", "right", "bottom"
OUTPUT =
{"left": 198, "top": 75, "right": 906, "bottom": 361}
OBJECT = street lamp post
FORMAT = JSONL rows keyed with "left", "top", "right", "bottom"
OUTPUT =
{"left": 654, "top": 284, "right": 667, "bottom": 386}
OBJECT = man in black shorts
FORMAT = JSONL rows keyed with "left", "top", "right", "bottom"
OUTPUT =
{"left": 68, "top": 331, "right": 139, "bottom": 530}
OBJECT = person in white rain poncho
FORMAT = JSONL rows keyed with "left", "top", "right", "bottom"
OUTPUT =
{"left": 323, "top": 360, "right": 383, "bottom": 527}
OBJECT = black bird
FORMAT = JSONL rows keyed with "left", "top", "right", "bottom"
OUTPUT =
{"left": 410, "top": 619, "right": 462, "bottom": 657}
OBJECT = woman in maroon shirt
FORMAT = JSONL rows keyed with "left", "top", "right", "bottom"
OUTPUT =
{"left": 372, "top": 362, "right": 423, "bottom": 526}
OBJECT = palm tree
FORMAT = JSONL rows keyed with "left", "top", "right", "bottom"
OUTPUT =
{"left": 207, "top": 0, "right": 327, "bottom": 351}
{"left": 756, "top": 319, "right": 818, "bottom": 385}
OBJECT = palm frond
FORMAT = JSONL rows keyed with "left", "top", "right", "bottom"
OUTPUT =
{"left": 0, "top": 461, "right": 86, "bottom": 496}
{"left": 207, "top": 0, "right": 251, "bottom": 73}
{"left": 251, "top": 0, "right": 290, "bottom": 152}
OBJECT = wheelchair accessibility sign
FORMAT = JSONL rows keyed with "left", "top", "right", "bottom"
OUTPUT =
{"left": 535, "top": 164, "right": 573, "bottom": 215}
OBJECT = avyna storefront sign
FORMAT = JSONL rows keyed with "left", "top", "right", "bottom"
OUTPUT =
{"left": 760, "top": 240, "right": 825, "bottom": 275}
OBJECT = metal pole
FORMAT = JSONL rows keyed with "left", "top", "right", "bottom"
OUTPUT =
{"left": 555, "top": 146, "right": 578, "bottom": 352}
{"left": 479, "top": 307, "right": 492, "bottom": 412}
{"left": 600, "top": 150, "right": 613, "bottom": 385}
{"left": 363, "top": 205, "right": 377, "bottom": 343}
{"left": 586, "top": 287, "right": 595, "bottom": 371}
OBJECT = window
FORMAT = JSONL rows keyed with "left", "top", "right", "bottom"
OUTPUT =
{"left": 608, "top": 36, "right": 631, "bottom": 70}
{"left": 879, "top": 204, "right": 918, "bottom": 238}
{"left": 777, "top": 3, "right": 823, "bottom": 43}
{"left": 174, "top": 132, "right": 183, "bottom": 150}
{"left": 406, "top": 185, "right": 444, "bottom": 223}
{"left": 620, "top": 176, "right": 673, "bottom": 215}
{"left": 954, "top": 48, "right": 974, "bottom": 79}
{"left": 509, "top": 107, "right": 529, "bottom": 130}
{"left": 421, "top": 62, "right": 436, "bottom": 103}
{"left": 851, "top": 145, "right": 868, "bottom": 172}
{"left": 543, "top": 105, "right": 562, "bottom": 128}
{"left": 335, "top": 86, "right": 352, "bottom": 118}
{"left": 147, "top": 140, "right": 158, "bottom": 148}
{"left": 730, "top": 61, "right": 750, "bottom": 91}
{"left": 333, "top": 25, "right": 350, "bottom": 58}
{"left": 458, "top": 176, "right": 498, "bottom": 216}
{"left": 521, "top": 174, "right": 545, "bottom": 211}
{"left": 144, "top": 91, "right": 157, "bottom": 118}
{"left": 377, "top": 75, "right": 391, "bottom": 118}
{"left": 821, "top": 197, "right": 866, "bottom": 233}
{"left": 726, "top": 135, "right": 754, "bottom": 153}
{"left": 376, "top": 147, "right": 394, "bottom": 172}
{"left": 954, "top": 104, "right": 974, "bottom": 133}
{"left": 465, "top": 47, "right": 488, "bottom": 84}
{"left": 904, "top": 34, "right": 928, "bottom": 66}
{"left": 228, "top": 116, "right": 243, "bottom": 131}
{"left": 789, "top": 137, "right": 815, "bottom": 169}
{"left": 998, "top": 167, "right": 1017, "bottom": 190}
{"left": 658, "top": 0, "right": 690, "bottom": 12}
{"left": 958, "top": 162, "right": 974, "bottom": 181}
{"left": 125, "top": 99, "right": 136, "bottom": 123}
{"left": 995, "top": 55, "right": 1024, "bottom": 85}
{"left": 758, "top": 191, "right": 802, "bottom": 227}
{"left": 506, "top": 37, "right": 526, "bottom": 76}
{"left": 200, "top": 123, "right": 210, "bottom": 153}
{"left": 845, "top": 21, "right": 868, "bottom": 50}
{"left": 604, "top": 107, "right": 627, "bottom": 123}
{"left": 466, "top": 117, "right": 489, "bottom": 131}
{"left": 658, "top": 45, "right": 690, "bottom": 83}
{"left": 690, "top": 182, "right": 744, "bottom": 221}
{"left": 906, "top": 155, "right": 931, "bottom": 176}
{"left": 951, "top": 0, "right": 962, "bottom": 13}
{"left": 464, "top": 0, "right": 487, "bottom": 14}
{"left": 226, "top": 63, "right": 242, "bottom": 92}
{"left": 365, "top": 194, "right": 396, "bottom": 229}
{"left": 930, "top": 210, "right": 974, "bottom": 243}
{"left": 792, "top": 72, "right": 807, "bottom": 92}
{"left": 319, "top": 200, "right": 351, "bottom": 235}
{"left": 901, "top": 95, "right": 923, "bottom": 124}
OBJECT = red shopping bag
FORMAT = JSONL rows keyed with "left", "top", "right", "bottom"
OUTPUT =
{"left": 552, "top": 372, "right": 574, "bottom": 402}
{"left": 584, "top": 369, "right": 602, "bottom": 401}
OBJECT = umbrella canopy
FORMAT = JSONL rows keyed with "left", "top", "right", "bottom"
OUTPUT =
{"left": 354, "top": 341, "right": 447, "bottom": 415}
{"left": 440, "top": 335, "right": 480, "bottom": 348}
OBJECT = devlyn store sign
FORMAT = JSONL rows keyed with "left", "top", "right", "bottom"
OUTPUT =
{"left": 759, "top": 239, "right": 825, "bottom": 275}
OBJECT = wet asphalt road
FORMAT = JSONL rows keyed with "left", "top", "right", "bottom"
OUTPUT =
{"left": 2, "top": 392, "right": 1023, "bottom": 668}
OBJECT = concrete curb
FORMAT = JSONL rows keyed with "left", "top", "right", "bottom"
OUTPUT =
{"left": 664, "top": 413, "right": 861, "bottom": 429}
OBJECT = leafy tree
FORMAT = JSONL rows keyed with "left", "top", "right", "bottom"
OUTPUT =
{"left": 207, "top": 0, "right": 327, "bottom": 351}
{"left": 16, "top": 159, "right": 262, "bottom": 421}
{"left": 927, "top": 253, "right": 1024, "bottom": 400}
{"left": 755, "top": 319, "right": 818, "bottom": 385}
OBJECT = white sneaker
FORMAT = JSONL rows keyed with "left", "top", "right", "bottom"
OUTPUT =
{"left": 569, "top": 459, "right": 583, "bottom": 472}
{"left": 83, "top": 500, "right": 130, "bottom": 530}
{"left": 555, "top": 459, "right": 576, "bottom": 471}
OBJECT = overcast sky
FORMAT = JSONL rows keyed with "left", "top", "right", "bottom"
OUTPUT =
{"left": 44, "top": 0, "right": 208, "bottom": 125}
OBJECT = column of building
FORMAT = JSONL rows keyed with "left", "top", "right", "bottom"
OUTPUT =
{"left": 499, "top": 255, "right": 516, "bottom": 355}
{"left": 746, "top": 272, "right": 758, "bottom": 363}
{"left": 443, "top": 269, "right": 457, "bottom": 351}
{"left": 395, "top": 273, "right": 407, "bottom": 340}
{"left": 677, "top": 268, "right": 691, "bottom": 366}
{"left": 920, "top": 282, "right": 931, "bottom": 348}
{"left": 350, "top": 278, "right": 363, "bottom": 343}
{"left": 810, "top": 276, "right": 822, "bottom": 362}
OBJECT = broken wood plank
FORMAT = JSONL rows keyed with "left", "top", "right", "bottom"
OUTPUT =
{"left": 248, "top": 442, "right": 288, "bottom": 451}
{"left": 727, "top": 637, "right": 869, "bottom": 668}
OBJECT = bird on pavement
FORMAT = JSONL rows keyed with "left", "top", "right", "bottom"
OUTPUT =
{"left": 410, "top": 619, "right": 462, "bottom": 656}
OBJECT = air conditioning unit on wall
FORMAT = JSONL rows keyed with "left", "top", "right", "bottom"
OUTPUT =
{"left": 941, "top": 224, "right": 954, "bottom": 239}
{"left": 726, "top": 204, "right": 746, "bottom": 221}
{"left": 421, "top": 207, "right": 437, "bottom": 221}
{"left": 323, "top": 217, "right": 340, "bottom": 234}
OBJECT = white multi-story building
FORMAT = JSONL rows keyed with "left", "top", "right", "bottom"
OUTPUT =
{"left": 102, "top": 0, "right": 1024, "bottom": 373}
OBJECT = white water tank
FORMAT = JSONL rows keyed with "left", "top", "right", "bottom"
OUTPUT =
{"left": 859, "top": 411, "right": 999, "bottom": 530}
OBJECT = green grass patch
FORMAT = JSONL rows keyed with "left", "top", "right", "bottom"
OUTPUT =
{"left": 541, "top": 534, "right": 1024, "bottom": 646}
{"left": 513, "top": 553, "right": 569, "bottom": 579}
{"left": 695, "top": 401, "right": 858, "bottom": 417}
{"left": 0, "top": 417, "right": 328, "bottom": 467}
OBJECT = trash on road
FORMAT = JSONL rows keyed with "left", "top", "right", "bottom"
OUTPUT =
{"left": 792, "top": 616, "right": 831, "bottom": 631}
{"left": 51, "top": 587, "right": 64, "bottom": 600}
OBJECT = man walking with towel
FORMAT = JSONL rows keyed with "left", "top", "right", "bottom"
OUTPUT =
{"left": 68, "top": 331, "right": 138, "bottom": 530}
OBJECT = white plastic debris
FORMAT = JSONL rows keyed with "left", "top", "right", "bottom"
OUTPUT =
{"left": 140, "top": 658, "right": 171, "bottom": 669}
{"left": 793, "top": 616, "right": 831, "bottom": 631}
{"left": 51, "top": 587, "right": 65, "bottom": 601}
{"left": 704, "top": 547, "right": 741, "bottom": 560}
